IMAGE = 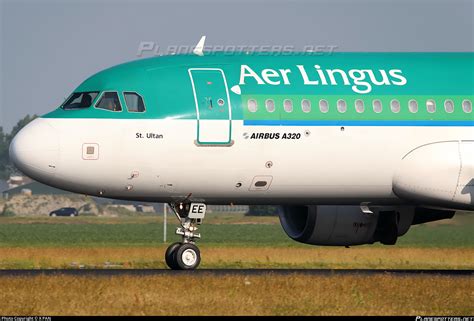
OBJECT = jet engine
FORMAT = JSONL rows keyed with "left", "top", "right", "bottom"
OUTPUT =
{"left": 278, "top": 205, "right": 454, "bottom": 246}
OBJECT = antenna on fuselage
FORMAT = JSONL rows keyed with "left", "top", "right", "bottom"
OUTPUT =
{"left": 193, "top": 36, "right": 206, "bottom": 56}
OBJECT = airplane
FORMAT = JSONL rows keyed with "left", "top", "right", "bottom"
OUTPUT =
{"left": 9, "top": 37, "right": 473, "bottom": 270}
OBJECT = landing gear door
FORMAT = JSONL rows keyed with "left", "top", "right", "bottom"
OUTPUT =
{"left": 189, "top": 68, "right": 232, "bottom": 146}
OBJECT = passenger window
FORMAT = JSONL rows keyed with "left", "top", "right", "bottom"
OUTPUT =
{"left": 408, "top": 99, "right": 418, "bottom": 113}
{"left": 390, "top": 99, "right": 400, "bottom": 113}
{"left": 372, "top": 99, "right": 382, "bottom": 113}
{"left": 462, "top": 99, "right": 472, "bottom": 113}
{"left": 301, "top": 99, "right": 311, "bottom": 113}
{"left": 426, "top": 99, "right": 436, "bottom": 113}
{"left": 265, "top": 99, "right": 275, "bottom": 113}
{"left": 354, "top": 99, "right": 364, "bottom": 114}
{"left": 95, "top": 92, "right": 122, "bottom": 112}
{"left": 284, "top": 99, "right": 293, "bottom": 113}
{"left": 124, "top": 92, "right": 146, "bottom": 112}
{"left": 444, "top": 100, "right": 454, "bottom": 113}
{"left": 337, "top": 99, "right": 347, "bottom": 113}
{"left": 355, "top": 99, "right": 364, "bottom": 113}
{"left": 247, "top": 99, "right": 258, "bottom": 112}
{"left": 319, "top": 99, "right": 329, "bottom": 113}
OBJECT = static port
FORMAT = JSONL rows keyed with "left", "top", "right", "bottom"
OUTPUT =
{"left": 255, "top": 181, "right": 268, "bottom": 187}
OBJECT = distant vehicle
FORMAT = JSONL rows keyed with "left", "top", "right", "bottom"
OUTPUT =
{"left": 49, "top": 207, "right": 78, "bottom": 217}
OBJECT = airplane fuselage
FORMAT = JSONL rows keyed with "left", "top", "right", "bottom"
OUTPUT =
{"left": 9, "top": 52, "right": 474, "bottom": 210}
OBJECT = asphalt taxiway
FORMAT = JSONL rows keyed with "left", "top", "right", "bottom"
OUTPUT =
{"left": 0, "top": 269, "right": 471, "bottom": 277}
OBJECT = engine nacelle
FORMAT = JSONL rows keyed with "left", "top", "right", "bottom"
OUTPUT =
{"left": 278, "top": 205, "right": 419, "bottom": 246}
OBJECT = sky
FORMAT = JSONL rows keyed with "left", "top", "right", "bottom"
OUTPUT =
{"left": 1, "top": 0, "right": 473, "bottom": 132}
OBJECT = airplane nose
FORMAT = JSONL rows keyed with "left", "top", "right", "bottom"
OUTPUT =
{"left": 9, "top": 118, "right": 59, "bottom": 184}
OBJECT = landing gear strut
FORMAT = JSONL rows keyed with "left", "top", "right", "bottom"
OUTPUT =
{"left": 165, "top": 202, "right": 206, "bottom": 270}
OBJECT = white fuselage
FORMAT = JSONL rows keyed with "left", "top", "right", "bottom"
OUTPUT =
{"left": 10, "top": 117, "right": 473, "bottom": 206}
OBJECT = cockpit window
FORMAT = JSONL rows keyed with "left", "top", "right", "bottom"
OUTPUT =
{"left": 123, "top": 92, "right": 146, "bottom": 112}
{"left": 95, "top": 92, "right": 122, "bottom": 112}
{"left": 62, "top": 92, "right": 98, "bottom": 109}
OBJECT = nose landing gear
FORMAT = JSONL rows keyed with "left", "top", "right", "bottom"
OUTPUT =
{"left": 165, "top": 203, "right": 206, "bottom": 270}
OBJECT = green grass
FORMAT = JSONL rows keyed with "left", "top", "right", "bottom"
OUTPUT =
{"left": 1, "top": 274, "right": 472, "bottom": 315}
{"left": 0, "top": 222, "right": 289, "bottom": 247}
{"left": 0, "top": 212, "right": 472, "bottom": 248}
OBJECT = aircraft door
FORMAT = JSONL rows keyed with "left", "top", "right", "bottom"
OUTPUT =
{"left": 189, "top": 68, "right": 232, "bottom": 145}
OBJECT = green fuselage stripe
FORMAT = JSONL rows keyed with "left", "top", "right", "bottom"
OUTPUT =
{"left": 42, "top": 53, "right": 474, "bottom": 123}
{"left": 242, "top": 95, "right": 474, "bottom": 121}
